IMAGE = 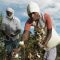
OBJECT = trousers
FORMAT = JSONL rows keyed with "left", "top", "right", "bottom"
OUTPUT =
{"left": 44, "top": 47, "right": 57, "bottom": 60}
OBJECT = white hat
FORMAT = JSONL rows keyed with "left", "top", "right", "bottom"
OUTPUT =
{"left": 6, "top": 7, "right": 14, "bottom": 19}
{"left": 6, "top": 7, "right": 14, "bottom": 14}
{"left": 27, "top": 1, "right": 40, "bottom": 15}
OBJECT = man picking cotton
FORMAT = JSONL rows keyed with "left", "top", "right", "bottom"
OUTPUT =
{"left": 1, "top": 7, "right": 21, "bottom": 60}
{"left": 21, "top": 1, "right": 57, "bottom": 60}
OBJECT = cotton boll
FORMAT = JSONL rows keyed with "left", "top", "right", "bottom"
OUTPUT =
{"left": 19, "top": 41, "right": 24, "bottom": 45}
{"left": 32, "top": 21, "right": 36, "bottom": 26}
{"left": 15, "top": 53, "right": 19, "bottom": 58}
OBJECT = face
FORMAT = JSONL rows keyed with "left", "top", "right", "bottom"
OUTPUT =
{"left": 6, "top": 11, "right": 12, "bottom": 17}
{"left": 28, "top": 12, "right": 40, "bottom": 21}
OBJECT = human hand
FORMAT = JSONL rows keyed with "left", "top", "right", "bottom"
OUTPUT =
{"left": 12, "top": 48, "right": 21, "bottom": 58}
{"left": 42, "top": 41, "right": 48, "bottom": 48}
{"left": 10, "top": 33, "right": 15, "bottom": 37}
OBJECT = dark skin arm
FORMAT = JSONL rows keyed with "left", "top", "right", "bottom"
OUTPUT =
{"left": 21, "top": 19, "right": 31, "bottom": 43}
{"left": 22, "top": 30, "right": 30, "bottom": 44}
{"left": 42, "top": 13, "right": 52, "bottom": 47}
{"left": 42, "top": 28, "right": 52, "bottom": 46}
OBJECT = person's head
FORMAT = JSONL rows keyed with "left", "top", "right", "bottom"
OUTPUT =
{"left": 6, "top": 7, "right": 14, "bottom": 19}
{"left": 27, "top": 1, "right": 40, "bottom": 21}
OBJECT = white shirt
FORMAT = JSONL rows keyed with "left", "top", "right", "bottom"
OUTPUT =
{"left": 2, "top": 16, "right": 21, "bottom": 40}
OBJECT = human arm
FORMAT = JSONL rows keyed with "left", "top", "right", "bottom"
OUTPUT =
{"left": 42, "top": 13, "right": 52, "bottom": 46}
{"left": 10, "top": 18, "right": 21, "bottom": 37}
{"left": 21, "top": 20, "right": 31, "bottom": 43}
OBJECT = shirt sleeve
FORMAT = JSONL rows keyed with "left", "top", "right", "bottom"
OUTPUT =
{"left": 44, "top": 13, "right": 52, "bottom": 29}
{"left": 24, "top": 20, "right": 31, "bottom": 31}
{"left": 1, "top": 17, "right": 6, "bottom": 31}
{"left": 16, "top": 18, "right": 21, "bottom": 30}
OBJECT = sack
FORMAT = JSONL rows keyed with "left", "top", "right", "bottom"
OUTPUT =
{"left": 47, "top": 27, "right": 60, "bottom": 50}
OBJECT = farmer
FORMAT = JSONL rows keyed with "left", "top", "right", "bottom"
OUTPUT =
{"left": 1, "top": 7, "right": 21, "bottom": 60}
{"left": 21, "top": 1, "right": 57, "bottom": 60}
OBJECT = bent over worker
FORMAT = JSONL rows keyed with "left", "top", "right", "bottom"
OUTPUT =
{"left": 21, "top": 1, "right": 57, "bottom": 60}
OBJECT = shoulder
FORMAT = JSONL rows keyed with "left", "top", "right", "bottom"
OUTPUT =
{"left": 3, "top": 16, "right": 7, "bottom": 20}
{"left": 44, "top": 12, "right": 52, "bottom": 22}
{"left": 2, "top": 16, "right": 8, "bottom": 23}
{"left": 44, "top": 13, "right": 50, "bottom": 18}
{"left": 13, "top": 16, "right": 21, "bottom": 23}
{"left": 13, "top": 16, "right": 20, "bottom": 21}
{"left": 26, "top": 18, "right": 32, "bottom": 24}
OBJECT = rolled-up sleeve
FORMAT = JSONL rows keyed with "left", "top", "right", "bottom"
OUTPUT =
{"left": 24, "top": 20, "right": 31, "bottom": 31}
